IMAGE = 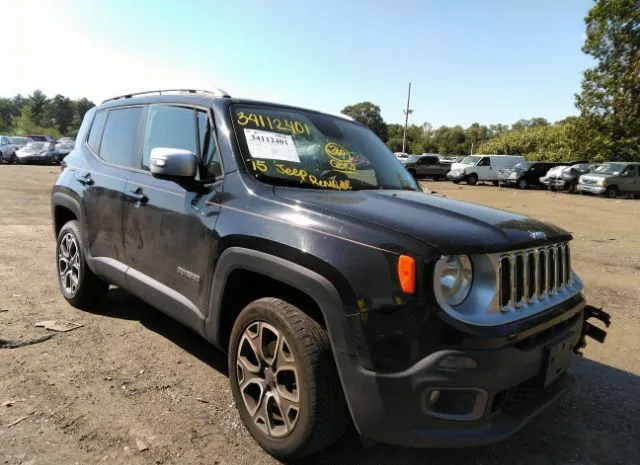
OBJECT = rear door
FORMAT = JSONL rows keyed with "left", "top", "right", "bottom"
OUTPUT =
{"left": 122, "top": 104, "right": 223, "bottom": 331}
{"left": 78, "top": 107, "right": 144, "bottom": 286}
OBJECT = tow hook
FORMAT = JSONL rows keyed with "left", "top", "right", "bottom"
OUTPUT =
{"left": 574, "top": 305, "right": 612, "bottom": 355}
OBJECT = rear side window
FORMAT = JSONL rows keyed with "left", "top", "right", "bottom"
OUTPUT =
{"left": 99, "top": 107, "right": 143, "bottom": 167}
{"left": 87, "top": 110, "right": 107, "bottom": 152}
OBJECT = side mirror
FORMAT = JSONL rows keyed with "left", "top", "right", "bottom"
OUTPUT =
{"left": 149, "top": 147, "right": 198, "bottom": 178}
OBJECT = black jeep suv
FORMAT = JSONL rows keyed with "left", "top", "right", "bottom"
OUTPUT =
{"left": 51, "top": 89, "right": 610, "bottom": 460}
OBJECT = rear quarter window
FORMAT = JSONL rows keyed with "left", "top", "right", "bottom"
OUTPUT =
{"left": 87, "top": 110, "right": 107, "bottom": 153}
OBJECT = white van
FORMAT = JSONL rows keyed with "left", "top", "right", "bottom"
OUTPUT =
{"left": 446, "top": 154, "right": 525, "bottom": 185}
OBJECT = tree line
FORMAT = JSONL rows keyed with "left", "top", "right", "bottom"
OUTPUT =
{"left": 342, "top": 0, "right": 639, "bottom": 163}
{"left": 0, "top": 90, "right": 95, "bottom": 138}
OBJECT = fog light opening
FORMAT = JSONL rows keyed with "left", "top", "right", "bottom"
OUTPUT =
{"left": 428, "top": 390, "right": 441, "bottom": 405}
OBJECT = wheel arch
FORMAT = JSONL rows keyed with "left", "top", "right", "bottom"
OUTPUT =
{"left": 51, "top": 192, "right": 83, "bottom": 238}
{"left": 205, "top": 247, "right": 354, "bottom": 358}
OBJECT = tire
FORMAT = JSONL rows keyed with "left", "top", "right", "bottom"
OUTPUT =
{"left": 492, "top": 181, "right": 499, "bottom": 186}
{"left": 604, "top": 186, "right": 618, "bottom": 199}
{"left": 452, "top": 180, "right": 460, "bottom": 184}
{"left": 56, "top": 220, "right": 108, "bottom": 308}
{"left": 569, "top": 182, "right": 577, "bottom": 194}
{"left": 229, "top": 298, "right": 349, "bottom": 460}
{"left": 467, "top": 174, "right": 478, "bottom": 186}
{"left": 408, "top": 169, "right": 417, "bottom": 178}
{"left": 518, "top": 179, "right": 528, "bottom": 189}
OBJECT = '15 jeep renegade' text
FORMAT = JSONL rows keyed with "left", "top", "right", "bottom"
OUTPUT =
{"left": 51, "top": 89, "right": 610, "bottom": 460}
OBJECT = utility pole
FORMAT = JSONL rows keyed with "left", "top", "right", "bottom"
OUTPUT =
{"left": 470, "top": 142, "right": 474, "bottom": 155}
{"left": 402, "top": 81, "right": 413, "bottom": 153}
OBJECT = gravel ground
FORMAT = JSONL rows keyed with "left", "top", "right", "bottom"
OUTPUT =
{"left": 0, "top": 166, "right": 638, "bottom": 465}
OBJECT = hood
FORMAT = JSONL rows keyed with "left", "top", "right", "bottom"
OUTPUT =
{"left": 274, "top": 188, "right": 571, "bottom": 254}
{"left": 579, "top": 173, "right": 608, "bottom": 182}
{"left": 451, "top": 162, "right": 473, "bottom": 171}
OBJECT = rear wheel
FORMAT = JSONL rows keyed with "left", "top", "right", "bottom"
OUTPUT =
{"left": 229, "top": 298, "right": 349, "bottom": 460}
{"left": 604, "top": 186, "right": 618, "bottom": 199}
{"left": 467, "top": 174, "right": 478, "bottom": 186}
{"left": 56, "top": 220, "right": 108, "bottom": 308}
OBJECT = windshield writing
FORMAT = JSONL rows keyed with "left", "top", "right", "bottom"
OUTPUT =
{"left": 232, "top": 105, "right": 419, "bottom": 192}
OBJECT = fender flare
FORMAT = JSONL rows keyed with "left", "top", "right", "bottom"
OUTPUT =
{"left": 204, "top": 247, "right": 353, "bottom": 357}
{"left": 51, "top": 192, "right": 84, "bottom": 236}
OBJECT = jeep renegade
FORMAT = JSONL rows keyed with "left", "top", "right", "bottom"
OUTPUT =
{"left": 51, "top": 89, "right": 610, "bottom": 460}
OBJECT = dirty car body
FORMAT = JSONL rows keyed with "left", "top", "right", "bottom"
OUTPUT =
{"left": 50, "top": 89, "right": 610, "bottom": 457}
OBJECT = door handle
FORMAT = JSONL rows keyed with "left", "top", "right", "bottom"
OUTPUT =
{"left": 77, "top": 172, "right": 94, "bottom": 186}
{"left": 125, "top": 190, "right": 149, "bottom": 205}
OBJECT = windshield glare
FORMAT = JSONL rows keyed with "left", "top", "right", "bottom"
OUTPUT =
{"left": 232, "top": 105, "right": 419, "bottom": 192}
{"left": 25, "top": 142, "right": 45, "bottom": 150}
{"left": 594, "top": 163, "right": 626, "bottom": 175}
{"left": 459, "top": 156, "right": 480, "bottom": 165}
{"left": 514, "top": 162, "right": 533, "bottom": 170}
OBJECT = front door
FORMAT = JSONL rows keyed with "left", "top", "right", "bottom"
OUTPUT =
{"left": 617, "top": 165, "right": 636, "bottom": 194}
{"left": 122, "top": 104, "right": 223, "bottom": 332}
{"left": 476, "top": 156, "right": 492, "bottom": 180}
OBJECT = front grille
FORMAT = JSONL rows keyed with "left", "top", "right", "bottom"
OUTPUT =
{"left": 581, "top": 178, "right": 597, "bottom": 185}
{"left": 498, "top": 243, "right": 572, "bottom": 311}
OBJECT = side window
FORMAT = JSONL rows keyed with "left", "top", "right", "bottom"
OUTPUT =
{"left": 99, "top": 107, "right": 143, "bottom": 167}
{"left": 478, "top": 157, "right": 490, "bottom": 167}
{"left": 1, "top": 137, "right": 8, "bottom": 145}
{"left": 197, "top": 111, "right": 222, "bottom": 179}
{"left": 86, "top": 110, "right": 107, "bottom": 153}
{"left": 142, "top": 105, "right": 197, "bottom": 170}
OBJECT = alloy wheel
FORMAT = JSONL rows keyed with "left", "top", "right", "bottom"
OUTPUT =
{"left": 58, "top": 232, "right": 81, "bottom": 296}
{"left": 236, "top": 321, "right": 300, "bottom": 439}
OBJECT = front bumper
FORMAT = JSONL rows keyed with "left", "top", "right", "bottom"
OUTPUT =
{"left": 576, "top": 184, "right": 606, "bottom": 195}
{"left": 338, "top": 298, "right": 609, "bottom": 448}
{"left": 446, "top": 171, "right": 467, "bottom": 181}
{"left": 16, "top": 155, "right": 54, "bottom": 163}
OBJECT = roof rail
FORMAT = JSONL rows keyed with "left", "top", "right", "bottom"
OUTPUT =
{"left": 101, "top": 88, "right": 231, "bottom": 103}
{"left": 332, "top": 112, "right": 355, "bottom": 122}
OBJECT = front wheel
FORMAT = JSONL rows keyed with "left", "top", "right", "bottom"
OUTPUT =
{"left": 518, "top": 179, "right": 528, "bottom": 189}
{"left": 604, "top": 186, "right": 618, "bottom": 199}
{"left": 229, "top": 298, "right": 349, "bottom": 460}
{"left": 568, "top": 182, "right": 578, "bottom": 194}
{"left": 466, "top": 174, "right": 478, "bottom": 185}
{"left": 56, "top": 220, "right": 108, "bottom": 308}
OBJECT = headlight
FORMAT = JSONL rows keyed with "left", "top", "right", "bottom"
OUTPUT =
{"left": 596, "top": 178, "right": 607, "bottom": 186}
{"left": 435, "top": 255, "right": 473, "bottom": 306}
{"left": 509, "top": 172, "right": 518, "bottom": 179}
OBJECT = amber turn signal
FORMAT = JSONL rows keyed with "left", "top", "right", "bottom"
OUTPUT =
{"left": 397, "top": 255, "right": 416, "bottom": 295}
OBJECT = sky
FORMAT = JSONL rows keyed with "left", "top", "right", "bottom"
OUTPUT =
{"left": 3, "top": 0, "right": 595, "bottom": 128}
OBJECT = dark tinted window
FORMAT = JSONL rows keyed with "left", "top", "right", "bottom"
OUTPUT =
{"left": 98, "top": 108, "right": 143, "bottom": 167}
{"left": 142, "top": 105, "right": 197, "bottom": 170}
{"left": 477, "top": 157, "right": 490, "bottom": 166}
{"left": 87, "top": 110, "right": 107, "bottom": 152}
{"left": 197, "top": 111, "right": 222, "bottom": 179}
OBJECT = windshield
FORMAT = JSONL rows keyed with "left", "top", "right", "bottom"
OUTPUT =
{"left": 459, "top": 156, "right": 481, "bottom": 165}
{"left": 25, "top": 142, "right": 45, "bottom": 150}
{"left": 593, "top": 163, "right": 626, "bottom": 175}
{"left": 231, "top": 105, "right": 419, "bottom": 192}
{"left": 513, "top": 162, "right": 533, "bottom": 170}
{"left": 404, "top": 155, "right": 422, "bottom": 163}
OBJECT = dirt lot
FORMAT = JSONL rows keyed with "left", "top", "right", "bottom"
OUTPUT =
{"left": 0, "top": 166, "right": 638, "bottom": 465}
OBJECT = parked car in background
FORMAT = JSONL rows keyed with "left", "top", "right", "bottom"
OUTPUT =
{"left": 24, "top": 134, "right": 57, "bottom": 143}
{"left": 552, "top": 163, "right": 595, "bottom": 193}
{"left": 15, "top": 141, "right": 59, "bottom": 164}
{"left": 499, "top": 162, "right": 568, "bottom": 189}
{"left": 0, "top": 135, "right": 17, "bottom": 163}
{"left": 394, "top": 152, "right": 409, "bottom": 161}
{"left": 577, "top": 162, "right": 640, "bottom": 198}
{"left": 9, "top": 136, "right": 33, "bottom": 149}
{"left": 540, "top": 165, "right": 570, "bottom": 189}
{"left": 447, "top": 154, "right": 524, "bottom": 185}
{"left": 54, "top": 137, "right": 76, "bottom": 160}
{"left": 403, "top": 154, "right": 450, "bottom": 180}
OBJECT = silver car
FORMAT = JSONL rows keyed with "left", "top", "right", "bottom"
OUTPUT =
{"left": 0, "top": 135, "right": 17, "bottom": 163}
{"left": 54, "top": 137, "right": 76, "bottom": 158}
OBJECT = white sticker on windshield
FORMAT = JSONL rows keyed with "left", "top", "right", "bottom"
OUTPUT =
{"left": 244, "top": 129, "right": 300, "bottom": 162}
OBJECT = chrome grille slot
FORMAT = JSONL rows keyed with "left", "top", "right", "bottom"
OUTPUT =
{"left": 497, "top": 242, "right": 573, "bottom": 312}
